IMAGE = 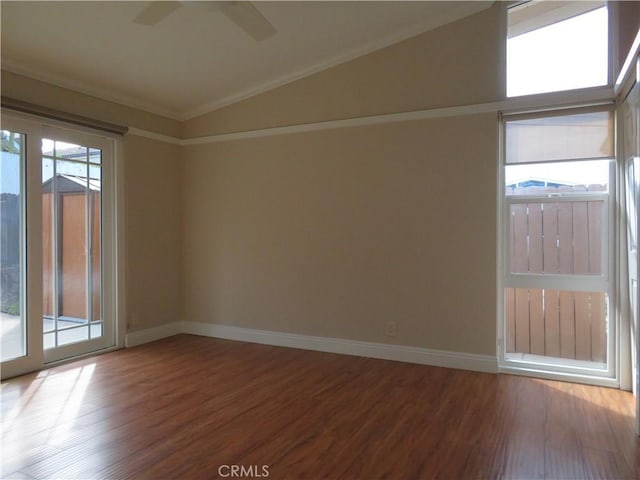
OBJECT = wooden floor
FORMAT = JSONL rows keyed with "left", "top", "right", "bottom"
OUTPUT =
{"left": 1, "top": 334, "right": 638, "bottom": 479}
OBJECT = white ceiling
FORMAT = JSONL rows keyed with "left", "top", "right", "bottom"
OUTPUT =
{"left": 1, "top": 1, "right": 492, "bottom": 120}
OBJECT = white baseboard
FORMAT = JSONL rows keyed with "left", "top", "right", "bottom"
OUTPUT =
{"left": 125, "top": 322, "right": 181, "bottom": 348}
{"left": 181, "top": 321, "right": 498, "bottom": 374}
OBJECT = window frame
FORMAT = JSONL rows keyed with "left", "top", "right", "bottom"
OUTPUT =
{"left": 505, "top": 0, "right": 614, "bottom": 99}
{"left": 498, "top": 104, "right": 618, "bottom": 385}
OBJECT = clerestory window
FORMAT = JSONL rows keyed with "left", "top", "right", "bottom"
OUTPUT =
{"left": 507, "top": 1, "right": 609, "bottom": 97}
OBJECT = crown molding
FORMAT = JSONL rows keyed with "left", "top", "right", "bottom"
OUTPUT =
{"left": 2, "top": 60, "right": 183, "bottom": 121}
{"left": 127, "top": 127, "right": 182, "bottom": 145}
{"left": 126, "top": 84, "right": 614, "bottom": 146}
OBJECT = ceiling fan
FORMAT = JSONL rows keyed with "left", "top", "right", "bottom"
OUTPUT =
{"left": 133, "top": 1, "right": 277, "bottom": 41}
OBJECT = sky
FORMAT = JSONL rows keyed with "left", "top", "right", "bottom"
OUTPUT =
{"left": 1, "top": 151, "right": 20, "bottom": 195}
{"left": 505, "top": 160, "right": 610, "bottom": 188}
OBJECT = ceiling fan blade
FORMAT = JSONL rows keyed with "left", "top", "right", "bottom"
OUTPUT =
{"left": 219, "top": 1, "right": 276, "bottom": 41}
{"left": 133, "top": 1, "right": 182, "bottom": 26}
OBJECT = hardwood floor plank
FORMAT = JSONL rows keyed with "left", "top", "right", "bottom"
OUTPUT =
{"left": 1, "top": 334, "right": 638, "bottom": 479}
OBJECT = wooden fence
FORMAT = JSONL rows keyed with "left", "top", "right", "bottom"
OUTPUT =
{"left": 505, "top": 289, "right": 606, "bottom": 362}
{"left": 1, "top": 194, "right": 20, "bottom": 314}
{"left": 505, "top": 185, "right": 607, "bottom": 363}
{"left": 0, "top": 194, "right": 19, "bottom": 267}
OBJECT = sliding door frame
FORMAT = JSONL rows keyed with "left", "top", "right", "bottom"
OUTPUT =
{"left": 0, "top": 111, "right": 125, "bottom": 379}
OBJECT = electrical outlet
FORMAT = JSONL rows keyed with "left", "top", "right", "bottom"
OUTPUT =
{"left": 385, "top": 321, "right": 397, "bottom": 337}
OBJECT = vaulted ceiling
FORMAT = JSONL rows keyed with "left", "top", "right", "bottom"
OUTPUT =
{"left": 1, "top": 1, "right": 492, "bottom": 120}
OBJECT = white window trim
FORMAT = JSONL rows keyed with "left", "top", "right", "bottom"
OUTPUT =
{"left": 497, "top": 109, "right": 618, "bottom": 385}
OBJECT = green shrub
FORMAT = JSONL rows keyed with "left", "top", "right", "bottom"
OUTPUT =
{"left": 1, "top": 302, "right": 20, "bottom": 316}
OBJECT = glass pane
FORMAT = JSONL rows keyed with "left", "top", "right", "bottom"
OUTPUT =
{"left": 505, "top": 110, "right": 614, "bottom": 164}
{"left": 90, "top": 322, "right": 103, "bottom": 339}
{"left": 1, "top": 130, "right": 25, "bottom": 361}
{"left": 41, "top": 139, "right": 55, "bottom": 157}
{"left": 510, "top": 200, "right": 604, "bottom": 276}
{"left": 505, "top": 288, "right": 607, "bottom": 364}
{"left": 43, "top": 332, "right": 55, "bottom": 350}
{"left": 89, "top": 148, "right": 101, "bottom": 164}
{"left": 505, "top": 160, "right": 610, "bottom": 196}
{"left": 43, "top": 316, "right": 55, "bottom": 333}
{"left": 42, "top": 138, "right": 104, "bottom": 349}
{"left": 58, "top": 325, "right": 89, "bottom": 346}
{"left": 54, "top": 141, "right": 87, "bottom": 162}
{"left": 56, "top": 158, "right": 88, "bottom": 180}
{"left": 507, "top": 6, "right": 608, "bottom": 97}
{"left": 58, "top": 317, "right": 88, "bottom": 330}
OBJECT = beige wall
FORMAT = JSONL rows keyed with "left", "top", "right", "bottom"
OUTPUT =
{"left": 183, "top": 3, "right": 505, "bottom": 138}
{"left": 182, "top": 114, "right": 498, "bottom": 355}
{"left": 124, "top": 135, "right": 182, "bottom": 332}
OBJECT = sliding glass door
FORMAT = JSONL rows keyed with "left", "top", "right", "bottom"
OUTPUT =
{"left": 1, "top": 114, "right": 118, "bottom": 377}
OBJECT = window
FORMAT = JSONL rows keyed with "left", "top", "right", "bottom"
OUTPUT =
{"left": 501, "top": 106, "right": 615, "bottom": 381}
{"left": 507, "top": 1, "right": 609, "bottom": 97}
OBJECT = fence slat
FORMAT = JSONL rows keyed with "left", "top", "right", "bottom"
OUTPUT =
{"left": 558, "top": 202, "right": 573, "bottom": 274}
{"left": 511, "top": 205, "right": 529, "bottom": 273}
{"left": 573, "top": 201, "right": 589, "bottom": 275}
{"left": 529, "top": 289, "right": 545, "bottom": 355}
{"left": 515, "top": 288, "right": 530, "bottom": 354}
{"left": 544, "top": 289, "right": 561, "bottom": 358}
{"left": 505, "top": 288, "right": 516, "bottom": 354}
{"left": 590, "top": 292, "right": 606, "bottom": 363}
{"left": 559, "top": 291, "right": 576, "bottom": 359}
{"left": 574, "top": 291, "right": 592, "bottom": 361}
{"left": 542, "top": 203, "right": 559, "bottom": 274}
{"left": 528, "top": 203, "right": 543, "bottom": 273}
{"left": 587, "top": 198, "right": 603, "bottom": 275}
